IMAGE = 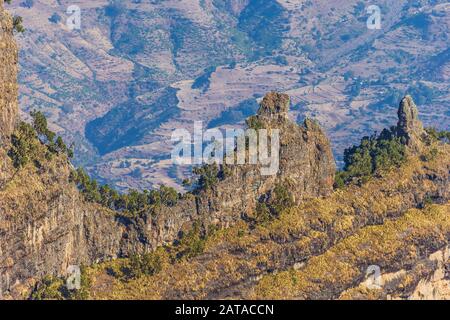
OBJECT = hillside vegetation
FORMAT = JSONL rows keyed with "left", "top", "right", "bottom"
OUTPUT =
{"left": 67, "top": 140, "right": 450, "bottom": 300}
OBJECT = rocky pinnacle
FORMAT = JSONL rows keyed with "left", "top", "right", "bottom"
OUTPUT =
{"left": 397, "top": 95, "right": 427, "bottom": 151}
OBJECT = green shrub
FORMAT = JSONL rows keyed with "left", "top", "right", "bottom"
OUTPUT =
{"left": 159, "top": 185, "right": 179, "bottom": 206}
{"left": 70, "top": 168, "right": 101, "bottom": 202}
{"left": 335, "top": 129, "right": 406, "bottom": 187}
{"left": 31, "top": 275, "right": 65, "bottom": 300}
{"left": 268, "top": 183, "right": 295, "bottom": 215}
{"left": 8, "top": 112, "right": 73, "bottom": 168}
{"left": 193, "top": 164, "right": 220, "bottom": 190}
{"left": 126, "top": 249, "right": 168, "bottom": 279}
{"left": 421, "top": 147, "right": 439, "bottom": 162}
{"left": 255, "top": 202, "right": 272, "bottom": 223}
{"left": 71, "top": 168, "right": 179, "bottom": 215}
{"left": 6, "top": 2, "right": 26, "bottom": 33}
{"left": 12, "top": 16, "right": 25, "bottom": 33}
{"left": 8, "top": 122, "right": 40, "bottom": 168}
{"left": 30, "top": 110, "right": 55, "bottom": 143}
{"left": 246, "top": 115, "right": 264, "bottom": 130}
{"left": 176, "top": 222, "right": 206, "bottom": 260}
{"left": 31, "top": 267, "right": 90, "bottom": 300}
{"left": 425, "top": 127, "right": 450, "bottom": 143}
{"left": 182, "top": 178, "right": 191, "bottom": 187}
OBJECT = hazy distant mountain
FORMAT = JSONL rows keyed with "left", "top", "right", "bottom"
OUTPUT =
{"left": 10, "top": 0, "right": 449, "bottom": 190}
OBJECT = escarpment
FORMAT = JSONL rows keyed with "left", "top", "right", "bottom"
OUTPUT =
{"left": 85, "top": 138, "right": 450, "bottom": 300}
{"left": 85, "top": 100, "right": 449, "bottom": 300}
{"left": 0, "top": 0, "right": 18, "bottom": 144}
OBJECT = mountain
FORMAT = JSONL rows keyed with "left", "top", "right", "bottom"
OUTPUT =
{"left": 0, "top": 0, "right": 18, "bottom": 142}
{"left": 7, "top": 0, "right": 450, "bottom": 190}
{"left": 0, "top": 1, "right": 449, "bottom": 300}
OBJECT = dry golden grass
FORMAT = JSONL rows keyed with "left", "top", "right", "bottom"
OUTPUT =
{"left": 252, "top": 203, "right": 449, "bottom": 299}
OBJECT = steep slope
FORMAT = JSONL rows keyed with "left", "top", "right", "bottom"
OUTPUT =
{"left": 0, "top": 2, "right": 448, "bottom": 300}
{"left": 0, "top": 88, "right": 336, "bottom": 299}
{"left": 83, "top": 144, "right": 449, "bottom": 300}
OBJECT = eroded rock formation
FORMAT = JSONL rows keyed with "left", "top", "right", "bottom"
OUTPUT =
{"left": 0, "top": 0, "right": 18, "bottom": 144}
{"left": 396, "top": 95, "right": 427, "bottom": 151}
{"left": 116, "top": 92, "right": 336, "bottom": 253}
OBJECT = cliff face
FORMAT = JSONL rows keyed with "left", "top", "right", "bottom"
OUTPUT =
{"left": 0, "top": 13, "right": 337, "bottom": 297}
{"left": 0, "top": 1, "right": 18, "bottom": 144}
{"left": 0, "top": 151, "right": 124, "bottom": 298}
{"left": 0, "top": 3, "right": 448, "bottom": 300}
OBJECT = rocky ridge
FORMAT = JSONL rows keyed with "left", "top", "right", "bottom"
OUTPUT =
{"left": 0, "top": 0, "right": 18, "bottom": 144}
{"left": 397, "top": 95, "right": 428, "bottom": 151}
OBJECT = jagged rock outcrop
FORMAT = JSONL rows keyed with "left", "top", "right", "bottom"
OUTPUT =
{"left": 197, "top": 92, "right": 335, "bottom": 216}
{"left": 0, "top": 152, "right": 124, "bottom": 298}
{"left": 0, "top": 24, "right": 337, "bottom": 298}
{"left": 123, "top": 92, "right": 336, "bottom": 251}
{"left": 396, "top": 95, "right": 427, "bottom": 151}
{"left": 0, "top": 1, "right": 18, "bottom": 144}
